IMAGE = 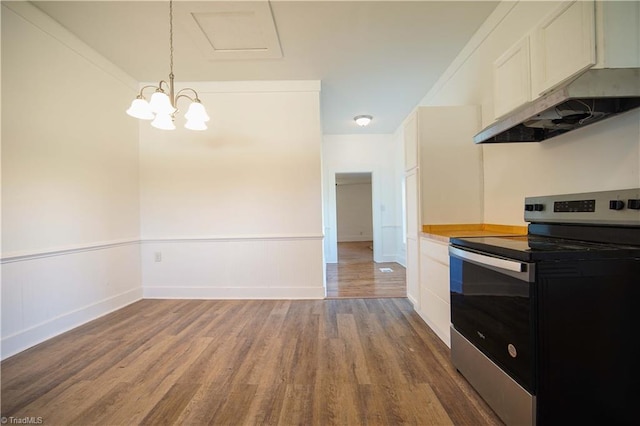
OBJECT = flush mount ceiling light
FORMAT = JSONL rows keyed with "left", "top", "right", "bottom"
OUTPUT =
{"left": 354, "top": 115, "right": 373, "bottom": 127}
{"left": 126, "top": 0, "right": 209, "bottom": 131}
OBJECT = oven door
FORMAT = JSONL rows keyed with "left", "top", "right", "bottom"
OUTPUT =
{"left": 449, "top": 245, "right": 535, "bottom": 392}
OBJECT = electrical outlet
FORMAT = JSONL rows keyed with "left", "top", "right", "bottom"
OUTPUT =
{"left": 154, "top": 252, "right": 162, "bottom": 262}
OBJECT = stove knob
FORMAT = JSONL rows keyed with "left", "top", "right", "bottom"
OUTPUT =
{"left": 628, "top": 199, "right": 640, "bottom": 210}
{"left": 524, "top": 204, "right": 534, "bottom": 211}
{"left": 534, "top": 204, "right": 544, "bottom": 211}
{"left": 609, "top": 200, "right": 625, "bottom": 210}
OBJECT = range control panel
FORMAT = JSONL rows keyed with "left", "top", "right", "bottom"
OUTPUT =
{"left": 524, "top": 188, "right": 640, "bottom": 225}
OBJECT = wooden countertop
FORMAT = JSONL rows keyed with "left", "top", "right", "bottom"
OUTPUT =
{"left": 421, "top": 224, "right": 528, "bottom": 243}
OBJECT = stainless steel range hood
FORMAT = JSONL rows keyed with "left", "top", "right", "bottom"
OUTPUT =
{"left": 474, "top": 68, "right": 640, "bottom": 144}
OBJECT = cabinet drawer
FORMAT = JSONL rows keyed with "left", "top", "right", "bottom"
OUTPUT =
{"left": 420, "top": 288, "right": 451, "bottom": 347}
{"left": 420, "top": 238, "right": 449, "bottom": 266}
{"left": 420, "top": 255, "right": 450, "bottom": 302}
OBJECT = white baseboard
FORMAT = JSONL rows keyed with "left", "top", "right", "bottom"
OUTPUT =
{"left": 337, "top": 236, "right": 374, "bottom": 242}
{"left": 1, "top": 288, "right": 142, "bottom": 360}
{"left": 143, "top": 286, "right": 326, "bottom": 300}
{"left": 407, "top": 293, "right": 419, "bottom": 309}
{"left": 414, "top": 307, "right": 451, "bottom": 348}
{"left": 376, "top": 254, "right": 401, "bottom": 263}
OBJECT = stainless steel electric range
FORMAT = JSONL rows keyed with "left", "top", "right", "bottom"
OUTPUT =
{"left": 448, "top": 188, "right": 640, "bottom": 426}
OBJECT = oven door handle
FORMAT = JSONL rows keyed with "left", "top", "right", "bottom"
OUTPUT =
{"left": 449, "top": 246, "right": 528, "bottom": 273}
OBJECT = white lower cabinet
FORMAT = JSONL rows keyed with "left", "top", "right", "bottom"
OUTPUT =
{"left": 406, "top": 237, "right": 420, "bottom": 308}
{"left": 418, "top": 237, "right": 451, "bottom": 347}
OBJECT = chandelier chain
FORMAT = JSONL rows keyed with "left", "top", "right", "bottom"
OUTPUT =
{"left": 169, "top": 0, "right": 174, "bottom": 77}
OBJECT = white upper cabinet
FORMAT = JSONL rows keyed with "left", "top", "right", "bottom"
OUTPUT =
{"left": 493, "top": 35, "right": 532, "bottom": 119}
{"left": 492, "top": 0, "right": 639, "bottom": 119}
{"left": 594, "top": 0, "right": 640, "bottom": 69}
{"left": 530, "top": 0, "right": 596, "bottom": 97}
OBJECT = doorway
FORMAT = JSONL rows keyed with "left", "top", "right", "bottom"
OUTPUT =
{"left": 326, "top": 172, "right": 406, "bottom": 298}
{"left": 335, "top": 172, "right": 373, "bottom": 247}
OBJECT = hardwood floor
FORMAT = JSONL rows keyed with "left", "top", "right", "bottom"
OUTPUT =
{"left": 326, "top": 241, "right": 406, "bottom": 298}
{"left": 1, "top": 298, "right": 502, "bottom": 425}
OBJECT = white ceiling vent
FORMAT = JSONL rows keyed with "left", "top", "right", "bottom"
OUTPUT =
{"left": 178, "top": 1, "right": 282, "bottom": 60}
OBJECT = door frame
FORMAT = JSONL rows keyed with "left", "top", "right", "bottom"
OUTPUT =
{"left": 325, "top": 169, "right": 381, "bottom": 264}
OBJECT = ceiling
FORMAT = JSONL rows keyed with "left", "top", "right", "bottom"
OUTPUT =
{"left": 31, "top": 0, "right": 499, "bottom": 134}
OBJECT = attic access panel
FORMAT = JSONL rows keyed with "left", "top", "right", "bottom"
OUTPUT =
{"left": 176, "top": 1, "right": 282, "bottom": 60}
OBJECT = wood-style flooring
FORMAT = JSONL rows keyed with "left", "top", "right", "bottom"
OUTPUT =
{"left": 1, "top": 298, "right": 502, "bottom": 425}
{"left": 326, "top": 241, "right": 406, "bottom": 298}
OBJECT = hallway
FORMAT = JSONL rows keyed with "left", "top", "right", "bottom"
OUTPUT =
{"left": 325, "top": 241, "right": 406, "bottom": 298}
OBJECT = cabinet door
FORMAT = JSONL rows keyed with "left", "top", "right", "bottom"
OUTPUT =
{"left": 493, "top": 35, "right": 531, "bottom": 119}
{"left": 406, "top": 237, "right": 420, "bottom": 308}
{"left": 419, "top": 239, "right": 450, "bottom": 301}
{"left": 405, "top": 170, "right": 420, "bottom": 307}
{"left": 595, "top": 0, "right": 640, "bottom": 68}
{"left": 419, "top": 238, "right": 451, "bottom": 347}
{"left": 531, "top": 0, "right": 595, "bottom": 96}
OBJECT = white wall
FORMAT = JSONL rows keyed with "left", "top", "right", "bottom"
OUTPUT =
{"left": 1, "top": 3, "right": 142, "bottom": 359}
{"left": 336, "top": 182, "right": 373, "bottom": 242}
{"left": 420, "top": 0, "right": 640, "bottom": 225}
{"left": 139, "top": 82, "right": 325, "bottom": 299}
{"left": 0, "top": 5, "right": 325, "bottom": 358}
{"left": 323, "top": 134, "right": 402, "bottom": 263}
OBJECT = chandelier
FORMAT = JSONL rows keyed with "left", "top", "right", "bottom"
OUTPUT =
{"left": 126, "top": 0, "right": 209, "bottom": 130}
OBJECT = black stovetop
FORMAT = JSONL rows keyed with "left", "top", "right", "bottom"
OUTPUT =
{"left": 450, "top": 233, "right": 640, "bottom": 262}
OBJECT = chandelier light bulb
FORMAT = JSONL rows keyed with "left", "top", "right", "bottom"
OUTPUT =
{"left": 354, "top": 115, "right": 373, "bottom": 127}
{"left": 151, "top": 113, "right": 176, "bottom": 130}
{"left": 126, "top": 97, "right": 154, "bottom": 120}
{"left": 185, "top": 120, "right": 208, "bottom": 131}
{"left": 149, "top": 91, "right": 176, "bottom": 115}
{"left": 184, "top": 101, "right": 210, "bottom": 122}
